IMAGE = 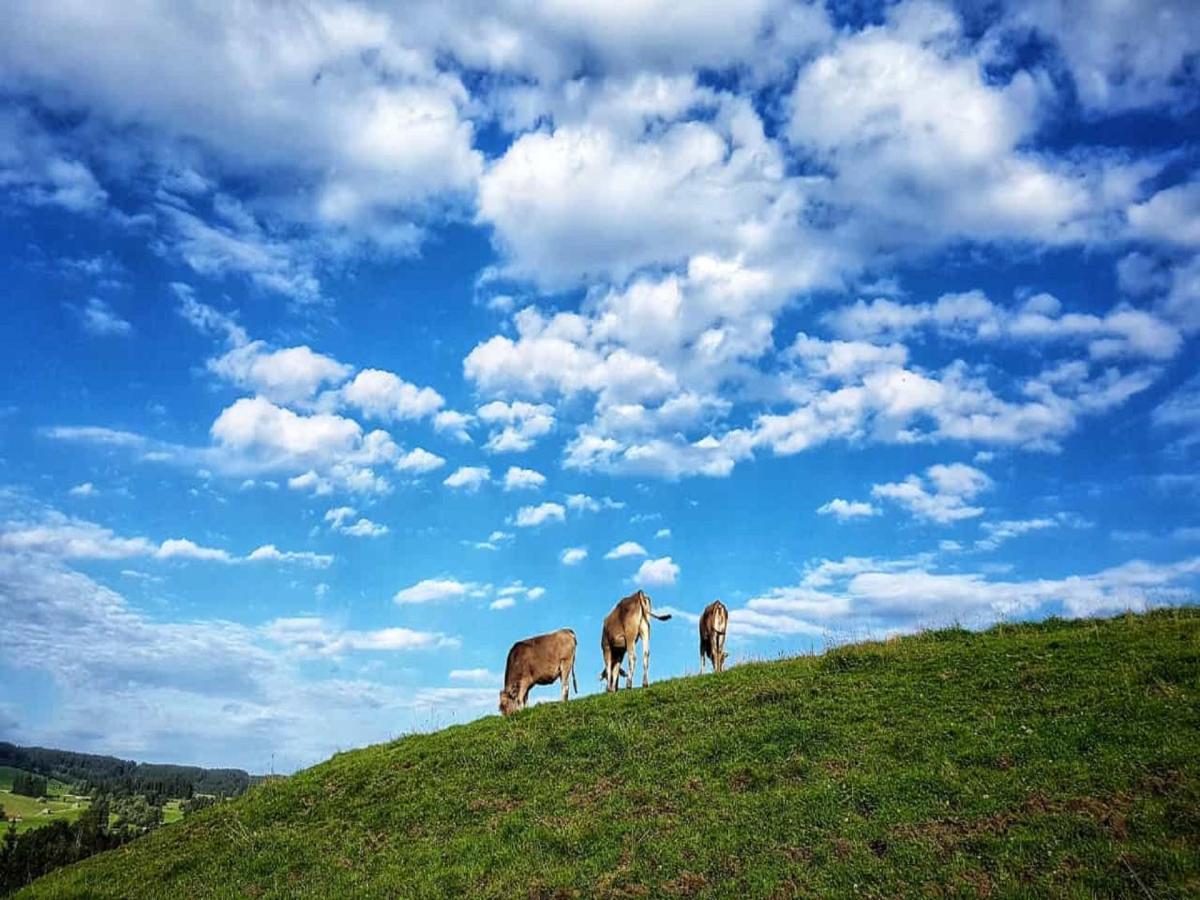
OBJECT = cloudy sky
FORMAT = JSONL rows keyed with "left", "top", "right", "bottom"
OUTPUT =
{"left": 1, "top": 0, "right": 1198, "bottom": 771}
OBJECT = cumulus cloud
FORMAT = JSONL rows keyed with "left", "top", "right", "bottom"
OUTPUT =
{"left": 635, "top": 556, "right": 679, "bottom": 585}
{"left": 393, "top": 577, "right": 477, "bottom": 605}
{"left": 872, "top": 463, "right": 993, "bottom": 525}
{"left": 513, "top": 502, "right": 566, "bottom": 527}
{"left": 395, "top": 447, "right": 446, "bottom": 474}
{"left": 443, "top": 465, "right": 490, "bottom": 492}
{"left": 477, "top": 400, "right": 555, "bottom": 453}
{"left": 211, "top": 396, "right": 397, "bottom": 494}
{"left": 1005, "top": 0, "right": 1200, "bottom": 113}
{"left": 324, "top": 507, "right": 388, "bottom": 538}
{"left": 209, "top": 342, "right": 351, "bottom": 406}
{"left": 816, "top": 498, "right": 880, "bottom": 521}
{"left": 560, "top": 547, "right": 588, "bottom": 565}
{"left": 3, "top": 0, "right": 483, "bottom": 274}
{"left": 501, "top": 466, "right": 545, "bottom": 491}
{"left": 433, "top": 410, "right": 475, "bottom": 443}
{"left": 604, "top": 541, "right": 647, "bottom": 560}
{"left": 339, "top": 369, "right": 444, "bottom": 422}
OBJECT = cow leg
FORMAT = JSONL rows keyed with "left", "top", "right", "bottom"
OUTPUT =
{"left": 560, "top": 661, "right": 570, "bottom": 702}
{"left": 625, "top": 629, "right": 638, "bottom": 689}
{"left": 640, "top": 621, "right": 651, "bottom": 687}
{"left": 716, "top": 632, "right": 726, "bottom": 672}
{"left": 699, "top": 637, "right": 709, "bottom": 674}
{"left": 601, "top": 642, "right": 615, "bottom": 693}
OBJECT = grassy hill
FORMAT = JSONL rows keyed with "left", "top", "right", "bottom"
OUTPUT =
{"left": 21, "top": 609, "right": 1200, "bottom": 898}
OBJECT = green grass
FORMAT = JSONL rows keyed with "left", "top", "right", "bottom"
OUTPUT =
{"left": 21, "top": 609, "right": 1200, "bottom": 898}
{"left": 1, "top": 791, "right": 89, "bottom": 835}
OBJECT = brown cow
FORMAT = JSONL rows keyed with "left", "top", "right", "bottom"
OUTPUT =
{"left": 599, "top": 589, "right": 672, "bottom": 692}
{"left": 499, "top": 628, "right": 578, "bottom": 716}
{"left": 699, "top": 599, "right": 729, "bottom": 674}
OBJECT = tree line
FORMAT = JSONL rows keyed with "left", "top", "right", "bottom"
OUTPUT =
{"left": 0, "top": 743, "right": 256, "bottom": 800}
{"left": 7, "top": 774, "right": 47, "bottom": 799}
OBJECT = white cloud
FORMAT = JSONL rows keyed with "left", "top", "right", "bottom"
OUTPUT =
{"left": 325, "top": 507, "right": 388, "bottom": 538}
{"left": 786, "top": 6, "right": 1148, "bottom": 251}
{"left": 471, "top": 529, "right": 515, "bottom": 551}
{"left": 635, "top": 556, "right": 679, "bottom": 585}
{"left": 722, "top": 551, "right": 1200, "bottom": 641}
{"left": 448, "top": 668, "right": 497, "bottom": 683}
{"left": 655, "top": 528, "right": 671, "bottom": 538}
{"left": 339, "top": 368, "right": 444, "bottom": 422}
{"left": 245, "top": 544, "right": 333, "bottom": 568}
{"left": 501, "top": 466, "right": 546, "bottom": 491}
{"left": 73, "top": 297, "right": 132, "bottom": 337}
{"left": 443, "top": 465, "right": 490, "bottom": 492}
{"left": 433, "top": 410, "right": 475, "bottom": 443}
{"left": 477, "top": 400, "right": 555, "bottom": 453}
{"left": 604, "top": 541, "right": 647, "bottom": 560}
{"left": 155, "top": 538, "right": 233, "bottom": 563}
{"left": 211, "top": 396, "right": 397, "bottom": 494}
{"left": 263, "top": 617, "right": 457, "bottom": 656}
{"left": 0, "top": 510, "right": 336, "bottom": 568}
{"left": 68, "top": 482, "right": 97, "bottom": 498}
{"left": 477, "top": 100, "right": 790, "bottom": 286}
{"left": 209, "top": 342, "right": 351, "bottom": 405}
{"left": 393, "top": 577, "right": 476, "bottom": 605}
{"left": 489, "top": 597, "right": 516, "bottom": 610}
{"left": 1006, "top": 0, "right": 1200, "bottom": 113}
{"left": 3, "top": 1, "right": 483, "bottom": 265}
{"left": 974, "top": 517, "right": 1059, "bottom": 551}
{"left": 1153, "top": 373, "right": 1200, "bottom": 445}
{"left": 565, "top": 493, "right": 625, "bottom": 513}
{"left": 816, "top": 498, "right": 880, "bottom": 521}
{"left": 1128, "top": 180, "right": 1200, "bottom": 249}
{"left": 513, "top": 502, "right": 566, "bottom": 527}
{"left": 824, "top": 290, "right": 1181, "bottom": 362}
{"left": 560, "top": 547, "right": 588, "bottom": 565}
{"left": 395, "top": 447, "right": 446, "bottom": 474}
{"left": 872, "top": 463, "right": 992, "bottom": 524}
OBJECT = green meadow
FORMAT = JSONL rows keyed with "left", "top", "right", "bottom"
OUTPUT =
{"left": 21, "top": 608, "right": 1200, "bottom": 898}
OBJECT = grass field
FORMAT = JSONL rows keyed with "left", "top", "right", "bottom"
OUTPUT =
{"left": 0, "top": 767, "right": 89, "bottom": 835}
{"left": 21, "top": 608, "right": 1200, "bottom": 898}
{"left": 162, "top": 800, "right": 183, "bottom": 825}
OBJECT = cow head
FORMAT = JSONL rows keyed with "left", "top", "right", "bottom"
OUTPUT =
{"left": 498, "top": 686, "right": 521, "bottom": 716}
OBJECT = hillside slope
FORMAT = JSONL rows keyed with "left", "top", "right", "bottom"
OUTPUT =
{"left": 23, "top": 609, "right": 1200, "bottom": 898}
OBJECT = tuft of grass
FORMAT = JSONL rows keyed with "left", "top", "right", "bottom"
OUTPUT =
{"left": 21, "top": 608, "right": 1200, "bottom": 898}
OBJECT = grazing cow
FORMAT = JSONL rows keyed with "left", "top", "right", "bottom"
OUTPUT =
{"left": 499, "top": 628, "right": 578, "bottom": 716}
{"left": 699, "top": 600, "right": 729, "bottom": 674}
{"left": 599, "top": 589, "right": 672, "bottom": 692}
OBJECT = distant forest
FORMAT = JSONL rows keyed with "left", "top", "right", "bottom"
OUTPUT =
{"left": 0, "top": 743, "right": 257, "bottom": 801}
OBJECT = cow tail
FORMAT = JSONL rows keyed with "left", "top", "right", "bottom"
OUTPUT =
{"left": 571, "top": 661, "right": 578, "bottom": 695}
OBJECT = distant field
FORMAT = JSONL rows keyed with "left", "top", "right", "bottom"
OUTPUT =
{"left": 162, "top": 800, "right": 183, "bottom": 825}
{"left": 1, "top": 789, "right": 89, "bottom": 835}
{"left": 21, "top": 608, "right": 1200, "bottom": 898}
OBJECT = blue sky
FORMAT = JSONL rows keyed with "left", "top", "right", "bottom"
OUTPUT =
{"left": 1, "top": 0, "right": 1198, "bottom": 771}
